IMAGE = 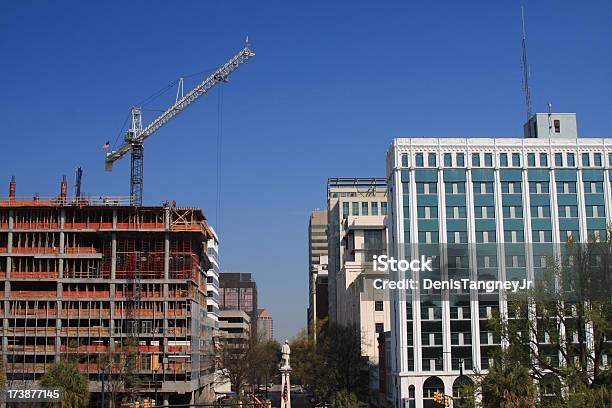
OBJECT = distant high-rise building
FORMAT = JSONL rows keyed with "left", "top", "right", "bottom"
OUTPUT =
{"left": 307, "top": 210, "right": 328, "bottom": 335}
{"left": 257, "top": 309, "right": 274, "bottom": 341}
{"left": 219, "top": 272, "right": 258, "bottom": 325}
{"left": 386, "top": 113, "right": 612, "bottom": 407}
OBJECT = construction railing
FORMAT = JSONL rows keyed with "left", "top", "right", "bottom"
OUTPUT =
{"left": 11, "top": 271, "right": 59, "bottom": 278}
{"left": 0, "top": 196, "right": 132, "bottom": 207}
{"left": 10, "top": 290, "right": 57, "bottom": 298}
{"left": 60, "top": 344, "right": 109, "bottom": 353}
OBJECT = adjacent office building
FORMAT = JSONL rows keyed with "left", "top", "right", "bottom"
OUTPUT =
{"left": 307, "top": 210, "right": 329, "bottom": 336}
{"left": 386, "top": 113, "right": 612, "bottom": 407}
{"left": 219, "top": 272, "right": 258, "bottom": 330}
{"left": 326, "top": 178, "right": 391, "bottom": 392}
{"left": 218, "top": 310, "right": 251, "bottom": 345}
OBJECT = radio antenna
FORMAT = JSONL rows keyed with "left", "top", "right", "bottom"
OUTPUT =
{"left": 521, "top": 5, "right": 533, "bottom": 119}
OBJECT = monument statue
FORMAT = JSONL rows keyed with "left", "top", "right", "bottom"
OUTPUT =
{"left": 280, "top": 339, "right": 292, "bottom": 408}
{"left": 280, "top": 339, "right": 291, "bottom": 369}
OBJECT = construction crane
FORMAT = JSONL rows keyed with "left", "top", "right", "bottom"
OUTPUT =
{"left": 105, "top": 40, "right": 255, "bottom": 206}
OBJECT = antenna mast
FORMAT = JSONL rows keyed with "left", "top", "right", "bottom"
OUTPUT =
{"left": 521, "top": 5, "right": 533, "bottom": 119}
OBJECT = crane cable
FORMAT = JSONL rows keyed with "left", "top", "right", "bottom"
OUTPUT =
{"left": 215, "top": 84, "right": 224, "bottom": 236}
{"left": 110, "top": 67, "right": 217, "bottom": 150}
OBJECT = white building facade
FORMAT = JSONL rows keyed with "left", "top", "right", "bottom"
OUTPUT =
{"left": 206, "top": 228, "right": 221, "bottom": 326}
{"left": 326, "top": 178, "right": 391, "bottom": 393}
{"left": 386, "top": 113, "right": 612, "bottom": 407}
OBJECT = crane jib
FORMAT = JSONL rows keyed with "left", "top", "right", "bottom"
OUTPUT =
{"left": 104, "top": 45, "right": 255, "bottom": 170}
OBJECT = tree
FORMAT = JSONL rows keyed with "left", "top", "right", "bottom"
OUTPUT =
{"left": 491, "top": 236, "right": 612, "bottom": 406}
{"left": 330, "top": 389, "right": 360, "bottom": 408}
{"left": 217, "top": 333, "right": 279, "bottom": 395}
{"left": 290, "top": 329, "right": 331, "bottom": 399}
{"left": 40, "top": 360, "right": 90, "bottom": 408}
{"left": 247, "top": 339, "right": 280, "bottom": 392}
{"left": 217, "top": 338, "right": 250, "bottom": 395}
{"left": 97, "top": 344, "right": 140, "bottom": 408}
{"left": 290, "top": 321, "right": 369, "bottom": 402}
{"left": 324, "top": 323, "right": 368, "bottom": 397}
{"left": 480, "top": 350, "right": 538, "bottom": 408}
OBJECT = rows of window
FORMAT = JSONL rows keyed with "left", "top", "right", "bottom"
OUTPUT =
{"left": 403, "top": 169, "right": 612, "bottom": 282}
{"left": 402, "top": 151, "right": 608, "bottom": 168}
{"left": 341, "top": 201, "right": 388, "bottom": 217}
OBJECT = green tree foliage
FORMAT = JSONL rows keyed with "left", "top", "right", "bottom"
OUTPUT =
{"left": 247, "top": 339, "right": 281, "bottom": 391}
{"left": 291, "top": 320, "right": 368, "bottom": 402}
{"left": 330, "top": 389, "right": 360, "bottom": 408}
{"left": 40, "top": 360, "right": 90, "bottom": 408}
{"left": 290, "top": 328, "right": 331, "bottom": 399}
{"left": 480, "top": 350, "right": 538, "bottom": 408}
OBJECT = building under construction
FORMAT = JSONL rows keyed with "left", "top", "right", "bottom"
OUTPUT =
{"left": 0, "top": 178, "right": 217, "bottom": 405}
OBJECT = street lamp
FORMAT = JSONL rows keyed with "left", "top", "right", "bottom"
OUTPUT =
{"left": 457, "top": 358, "right": 465, "bottom": 405}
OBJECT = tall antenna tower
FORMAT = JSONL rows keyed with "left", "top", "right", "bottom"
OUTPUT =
{"left": 521, "top": 5, "right": 533, "bottom": 119}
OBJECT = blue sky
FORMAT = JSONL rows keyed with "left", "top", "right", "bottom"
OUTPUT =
{"left": 1, "top": 1, "right": 611, "bottom": 340}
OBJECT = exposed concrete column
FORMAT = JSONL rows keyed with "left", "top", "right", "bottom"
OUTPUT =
{"left": 59, "top": 208, "right": 65, "bottom": 276}
{"left": 56, "top": 210, "right": 64, "bottom": 362}
{"left": 164, "top": 233, "right": 170, "bottom": 282}
{"left": 2, "top": 290, "right": 8, "bottom": 354}
{"left": 110, "top": 233, "right": 117, "bottom": 337}
{"left": 6, "top": 209, "right": 13, "bottom": 278}
{"left": 164, "top": 206, "right": 170, "bottom": 282}
{"left": 111, "top": 233, "right": 117, "bottom": 280}
{"left": 164, "top": 208, "right": 170, "bottom": 352}
{"left": 4, "top": 209, "right": 11, "bottom": 356}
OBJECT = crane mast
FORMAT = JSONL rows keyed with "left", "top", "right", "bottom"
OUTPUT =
{"left": 105, "top": 43, "right": 255, "bottom": 206}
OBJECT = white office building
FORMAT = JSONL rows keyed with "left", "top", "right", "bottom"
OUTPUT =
{"left": 386, "top": 113, "right": 612, "bottom": 407}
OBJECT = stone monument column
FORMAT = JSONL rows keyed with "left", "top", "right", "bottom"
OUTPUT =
{"left": 279, "top": 340, "right": 292, "bottom": 408}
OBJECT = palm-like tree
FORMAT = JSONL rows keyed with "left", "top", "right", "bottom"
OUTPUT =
{"left": 40, "top": 360, "right": 90, "bottom": 408}
{"left": 481, "top": 356, "right": 537, "bottom": 408}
